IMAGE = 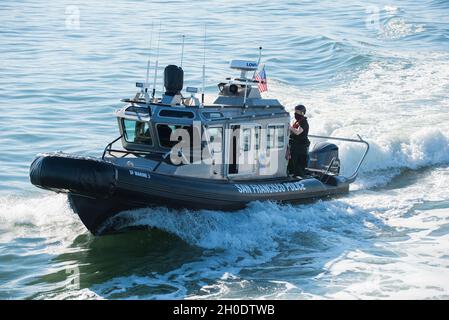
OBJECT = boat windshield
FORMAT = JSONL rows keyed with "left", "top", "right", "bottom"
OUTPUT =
{"left": 122, "top": 119, "right": 153, "bottom": 145}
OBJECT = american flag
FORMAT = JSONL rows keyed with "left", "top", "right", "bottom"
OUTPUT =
{"left": 255, "top": 66, "right": 268, "bottom": 93}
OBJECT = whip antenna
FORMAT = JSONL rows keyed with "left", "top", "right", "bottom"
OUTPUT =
{"left": 180, "top": 35, "right": 185, "bottom": 68}
{"left": 152, "top": 22, "right": 162, "bottom": 100}
{"left": 201, "top": 24, "right": 207, "bottom": 105}
{"left": 144, "top": 22, "right": 154, "bottom": 103}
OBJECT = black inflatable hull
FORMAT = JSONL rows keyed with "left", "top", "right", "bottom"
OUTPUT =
{"left": 30, "top": 153, "right": 350, "bottom": 235}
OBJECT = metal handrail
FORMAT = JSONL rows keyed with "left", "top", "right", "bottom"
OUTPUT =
{"left": 208, "top": 111, "right": 289, "bottom": 122}
{"left": 102, "top": 135, "right": 170, "bottom": 164}
{"left": 102, "top": 135, "right": 123, "bottom": 159}
{"left": 308, "top": 134, "right": 370, "bottom": 182}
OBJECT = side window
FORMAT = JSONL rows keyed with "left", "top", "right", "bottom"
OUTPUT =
{"left": 159, "top": 109, "right": 195, "bottom": 119}
{"left": 157, "top": 124, "right": 177, "bottom": 148}
{"left": 123, "top": 119, "right": 152, "bottom": 145}
{"left": 242, "top": 128, "right": 251, "bottom": 152}
{"left": 157, "top": 124, "right": 193, "bottom": 148}
{"left": 267, "top": 125, "right": 285, "bottom": 150}
{"left": 205, "top": 127, "right": 223, "bottom": 150}
{"left": 202, "top": 127, "right": 223, "bottom": 161}
{"left": 255, "top": 126, "right": 261, "bottom": 150}
{"left": 203, "top": 112, "right": 223, "bottom": 119}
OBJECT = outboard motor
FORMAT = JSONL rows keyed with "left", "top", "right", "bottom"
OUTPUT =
{"left": 160, "top": 65, "right": 184, "bottom": 105}
{"left": 308, "top": 142, "right": 340, "bottom": 175}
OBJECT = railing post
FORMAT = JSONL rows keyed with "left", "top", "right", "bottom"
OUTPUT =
{"left": 102, "top": 135, "right": 123, "bottom": 160}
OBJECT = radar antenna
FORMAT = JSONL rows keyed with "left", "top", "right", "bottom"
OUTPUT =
{"left": 201, "top": 24, "right": 207, "bottom": 106}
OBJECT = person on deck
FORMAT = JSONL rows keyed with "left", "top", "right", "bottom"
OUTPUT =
{"left": 288, "top": 104, "right": 310, "bottom": 178}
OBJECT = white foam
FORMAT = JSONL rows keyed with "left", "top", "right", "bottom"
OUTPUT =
{"left": 340, "top": 127, "right": 449, "bottom": 174}
{"left": 379, "top": 18, "right": 425, "bottom": 40}
{"left": 93, "top": 194, "right": 376, "bottom": 299}
{"left": 267, "top": 53, "right": 449, "bottom": 183}
{"left": 113, "top": 200, "right": 376, "bottom": 253}
{"left": 316, "top": 204, "right": 449, "bottom": 299}
{"left": 0, "top": 194, "right": 84, "bottom": 245}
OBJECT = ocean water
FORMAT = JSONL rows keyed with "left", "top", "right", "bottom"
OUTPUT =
{"left": 1, "top": 0, "right": 449, "bottom": 299}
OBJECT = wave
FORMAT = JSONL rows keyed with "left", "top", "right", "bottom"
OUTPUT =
{"left": 266, "top": 51, "right": 449, "bottom": 184}
{"left": 0, "top": 194, "right": 84, "bottom": 243}
{"left": 110, "top": 200, "right": 382, "bottom": 253}
{"left": 340, "top": 127, "right": 449, "bottom": 175}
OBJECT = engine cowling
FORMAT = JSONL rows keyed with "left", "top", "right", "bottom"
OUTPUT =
{"left": 308, "top": 142, "right": 340, "bottom": 175}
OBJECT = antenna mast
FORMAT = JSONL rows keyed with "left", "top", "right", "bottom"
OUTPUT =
{"left": 252, "top": 46, "right": 263, "bottom": 79}
{"left": 144, "top": 22, "right": 154, "bottom": 103}
{"left": 201, "top": 24, "right": 207, "bottom": 106}
{"left": 152, "top": 22, "right": 162, "bottom": 101}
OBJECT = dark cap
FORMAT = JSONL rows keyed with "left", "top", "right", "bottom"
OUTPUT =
{"left": 295, "top": 104, "right": 306, "bottom": 114}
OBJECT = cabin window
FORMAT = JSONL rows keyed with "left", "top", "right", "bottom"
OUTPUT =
{"left": 202, "top": 127, "right": 223, "bottom": 162}
{"left": 242, "top": 128, "right": 251, "bottom": 152}
{"left": 204, "top": 127, "right": 223, "bottom": 148}
{"left": 157, "top": 124, "right": 203, "bottom": 164}
{"left": 228, "top": 125, "right": 261, "bottom": 175}
{"left": 242, "top": 126, "right": 261, "bottom": 151}
{"left": 267, "top": 125, "right": 285, "bottom": 150}
{"left": 158, "top": 124, "right": 180, "bottom": 148}
{"left": 158, "top": 109, "right": 195, "bottom": 119}
{"left": 122, "top": 119, "right": 153, "bottom": 145}
{"left": 255, "top": 126, "right": 261, "bottom": 150}
{"left": 125, "top": 106, "right": 150, "bottom": 115}
{"left": 203, "top": 112, "right": 223, "bottom": 119}
{"left": 157, "top": 124, "right": 198, "bottom": 149}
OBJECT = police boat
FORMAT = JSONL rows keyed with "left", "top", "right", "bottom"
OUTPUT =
{"left": 30, "top": 60, "right": 369, "bottom": 235}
